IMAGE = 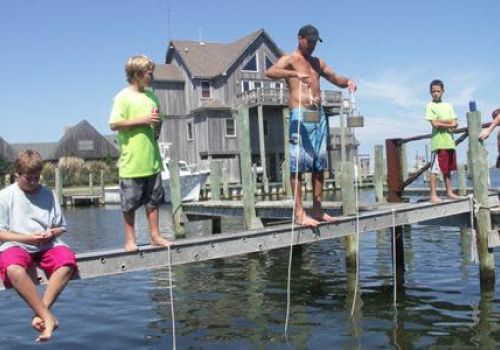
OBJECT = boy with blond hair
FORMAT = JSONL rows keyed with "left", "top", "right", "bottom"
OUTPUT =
{"left": 109, "top": 55, "right": 172, "bottom": 251}
{"left": 0, "top": 149, "right": 77, "bottom": 342}
{"left": 426, "top": 79, "right": 461, "bottom": 203}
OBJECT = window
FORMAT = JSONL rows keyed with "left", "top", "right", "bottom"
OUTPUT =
{"left": 225, "top": 118, "right": 236, "bottom": 137}
{"left": 241, "top": 80, "right": 252, "bottom": 92}
{"left": 242, "top": 55, "right": 258, "bottom": 72}
{"left": 254, "top": 81, "right": 262, "bottom": 89}
{"left": 265, "top": 56, "right": 274, "bottom": 70}
{"left": 201, "top": 81, "right": 211, "bottom": 99}
{"left": 271, "top": 81, "right": 283, "bottom": 90}
{"left": 263, "top": 119, "right": 269, "bottom": 136}
{"left": 186, "top": 122, "right": 193, "bottom": 141}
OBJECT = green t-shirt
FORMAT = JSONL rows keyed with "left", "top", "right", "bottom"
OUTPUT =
{"left": 109, "top": 88, "right": 163, "bottom": 178}
{"left": 425, "top": 101, "right": 457, "bottom": 151}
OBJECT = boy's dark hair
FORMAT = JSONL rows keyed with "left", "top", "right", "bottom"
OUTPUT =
{"left": 492, "top": 108, "right": 500, "bottom": 120}
{"left": 429, "top": 79, "right": 444, "bottom": 91}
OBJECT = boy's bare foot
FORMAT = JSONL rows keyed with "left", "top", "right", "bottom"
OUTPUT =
{"left": 32, "top": 315, "right": 59, "bottom": 332}
{"left": 35, "top": 314, "right": 57, "bottom": 342}
{"left": 430, "top": 196, "right": 442, "bottom": 203}
{"left": 446, "top": 192, "right": 461, "bottom": 200}
{"left": 295, "top": 214, "right": 319, "bottom": 227}
{"left": 151, "top": 236, "right": 174, "bottom": 247}
{"left": 124, "top": 241, "right": 139, "bottom": 252}
{"left": 313, "top": 212, "right": 337, "bottom": 223}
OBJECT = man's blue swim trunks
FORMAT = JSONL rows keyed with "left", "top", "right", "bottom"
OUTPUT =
{"left": 289, "top": 107, "right": 328, "bottom": 173}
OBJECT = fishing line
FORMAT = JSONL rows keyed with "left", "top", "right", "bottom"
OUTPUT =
{"left": 350, "top": 92, "right": 362, "bottom": 317}
{"left": 284, "top": 81, "right": 304, "bottom": 336}
{"left": 391, "top": 208, "right": 397, "bottom": 307}
{"left": 166, "top": 245, "right": 177, "bottom": 349}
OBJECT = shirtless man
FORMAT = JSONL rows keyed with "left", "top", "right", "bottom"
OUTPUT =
{"left": 266, "top": 24, "right": 357, "bottom": 227}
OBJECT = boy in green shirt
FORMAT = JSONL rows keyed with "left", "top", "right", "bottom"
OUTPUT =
{"left": 426, "top": 79, "right": 460, "bottom": 203}
{"left": 109, "top": 55, "right": 172, "bottom": 251}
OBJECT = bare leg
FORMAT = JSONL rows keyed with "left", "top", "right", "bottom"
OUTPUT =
{"left": 291, "top": 173, "right": 319, "bottom": 227}
{"left": 7, "top": 265, "right": 56, "bottom": 342}
{"left": 147, "top": 207, "right": 173, "bottom": 247}
{"left": 123, "top": 210, "right": 138, "bottom": 252}
{"left": 311, "top": 172, "right": 336, "bottom": 222}
{"left": 444, "top": 174, "right": 460, "bottom": 199}
{"left": 429, "top": 173, "right": 441, "bottom": 203}
{"left": 32, "top": 266, "right": 74, "bottom": 332}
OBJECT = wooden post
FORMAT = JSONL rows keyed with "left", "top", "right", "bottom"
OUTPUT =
{"left": 385, "top": 138, "right": 405, "bottom": 285}
{"left": 257, "top": 105, "right": 269, "bottom": 194}
{"left": 222, "top": 162, "right": 230, "bottom": 199}
{"left": 374, "top": 145, "right": 384, "bottom": 203}
{"left": 467, "top": 110, "right": 495, "bottom": 288}
{"left": 55, "top": 167, "right": 63, "bottom": 205}
{"left": 237, "top": 107, "right": 262, "bottom": 229}
{"left": 100, "top": 170, "right": 105, "bottom": 204}
{"left": 282, "top": 107, "right": 292, "bottom": 198}
{"left": 168, "top": 156, "right": 186, "bottom": 237}
{"left": 457, "top": 164, "right": 467, "bottom": 197}
{"left": 401, "top": 143, "right": 408, "bottom": 183}
{"left": 209, "top": 160, "right": 221, "bottom": 201}
{"left": 89, "top": 173, "right": 93, "bottom": 193}
{"left": 341, "top": 160, "right": 357, "bottom": 271}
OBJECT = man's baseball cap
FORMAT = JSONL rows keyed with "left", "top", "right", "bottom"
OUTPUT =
{"left": 298, "top": 24, "right": 322, "bottom": 43}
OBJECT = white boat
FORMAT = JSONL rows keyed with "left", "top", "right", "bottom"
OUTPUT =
{"left": 161, "top": 160, "right": 210, "bottom": 203}
{"left": 103, "top": 160, "right": 209, "bottom": 204}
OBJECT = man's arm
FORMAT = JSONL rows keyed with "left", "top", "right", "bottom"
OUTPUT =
{"left": 266, "top": 55, "right": 311, "bottom": 86}
{"left": 479, "top": 114, "right": 500, "bottom": 140}
{"left": 320, "top": 61, "right": 357, "bottom": 92}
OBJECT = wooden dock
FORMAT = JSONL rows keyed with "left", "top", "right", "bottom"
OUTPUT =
{"left": 3, "top": 194, "right": 497, "bottom": 290}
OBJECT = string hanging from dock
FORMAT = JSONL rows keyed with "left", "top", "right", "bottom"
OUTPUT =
{"left": 284, "top": 82, "right": 304, "bottom": 336}
{"left": 391, "top": 208, "right": 397, "bottom": 307}
{"left": 350, "top": 143, "right": 361, "bottom": 317}
{"left": 166, "top": 245, "right": 177, "bottom": 350}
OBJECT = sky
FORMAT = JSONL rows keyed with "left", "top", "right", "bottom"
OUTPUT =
{"left": 2, "top": 0, "right": 499, "bottom": 167}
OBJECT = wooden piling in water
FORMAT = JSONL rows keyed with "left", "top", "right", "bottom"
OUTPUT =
{"left": 374, "top": 145, "right": 384, "bottom": 203}
{"left": 168, "top": 153, "right": 186, "bottom": 237}
{"left": 209, "top": 160, "right": 222, "bottom": 201}
{"left": 385, "top": 138, "right": 405, "bottom": 285}
{"left": 457, "top": 164, "right": 467, "bottom": 197}
{"left": 341, "top": 160, "right": 357, "bottom": 271}
{"left": 467, "top": 110, "right": 495, "bottom": 288}
{"left": 237, "top": 107, "right": 262, "bottom": 229}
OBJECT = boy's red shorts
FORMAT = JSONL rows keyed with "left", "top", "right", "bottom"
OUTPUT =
{"left": 0, "top": 246, "right": 77, "bottom": 287}
{"left": 437, "top": 149, "right": 457, "bottom": 175}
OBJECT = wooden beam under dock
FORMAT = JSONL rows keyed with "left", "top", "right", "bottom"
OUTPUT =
{"left": 1, "top": 195, "right": 497, "bottom": 290}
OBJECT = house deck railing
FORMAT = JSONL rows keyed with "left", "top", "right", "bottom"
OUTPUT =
{"left": 238, "top": 88, "right": 344, "bottom": 107}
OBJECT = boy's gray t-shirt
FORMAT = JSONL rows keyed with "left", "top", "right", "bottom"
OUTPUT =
{"left": 0, "top": 183, "right": 67, "bottom": 253}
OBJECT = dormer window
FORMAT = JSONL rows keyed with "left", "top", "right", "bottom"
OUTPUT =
{"left": 201, "top": 81, "right": 211, "bottom": 99}
{"left": 242, "top": 55, "right": 258, "bottom": 72}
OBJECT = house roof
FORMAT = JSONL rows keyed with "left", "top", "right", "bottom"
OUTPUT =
{"left": 165, "top": 29, "right": 283, "bottom": 79}
{"left": 153, "top": 64, "right": 185, "bottom": 82}
{"left": 12, "top": 142, "right": 58, "bottom": 161}
{"left": 0, "top": 136, "right": 17, "bottom": 163}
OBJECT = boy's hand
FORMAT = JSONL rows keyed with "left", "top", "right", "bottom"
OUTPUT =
{"left": 25, "top": 232, "right": 52, "bottom": 246}
{"left": 144, "top": 108, "right": 161, "bottom": 125}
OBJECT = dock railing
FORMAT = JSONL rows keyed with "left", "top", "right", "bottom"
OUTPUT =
{"left": 385, "top": 121, "right": 492, "bottom": 203}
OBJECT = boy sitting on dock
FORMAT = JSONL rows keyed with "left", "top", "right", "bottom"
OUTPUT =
{"left": 0, "top": 149, "right": 77, "bottom": 342}
{"left": 426, "top": 79, "right": 461, "bottom": 203}
{"left": 109, "top": 55, "right": 172, "bottom": 251}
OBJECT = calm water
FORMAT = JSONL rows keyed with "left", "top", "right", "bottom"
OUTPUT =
{"left": 0, "top": 183, "right": 499, "bottom": 348}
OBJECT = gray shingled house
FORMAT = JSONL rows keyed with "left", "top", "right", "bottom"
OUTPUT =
{"left": 11, "top": 120, "right": 119, "bottom": 162}
{"left": 153, "top": 28, "right": 354, "bottom": 184}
